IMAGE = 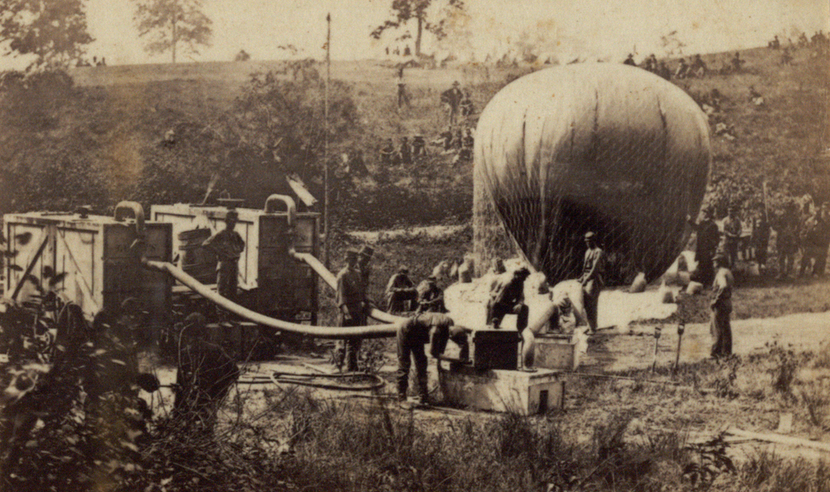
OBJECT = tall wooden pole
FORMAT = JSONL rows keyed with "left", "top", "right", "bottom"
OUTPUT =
{"left": 323, "top": 13, "right": 331, "bottom": 268}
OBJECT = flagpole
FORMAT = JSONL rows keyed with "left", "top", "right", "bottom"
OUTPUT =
{"left": 324, "top": 12, "right": 331, "bottom": 268}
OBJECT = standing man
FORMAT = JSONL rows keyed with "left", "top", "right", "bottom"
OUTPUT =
{"left": 385, "top": 266, "right": 418, "bottom": 313}
{"left": 774, "top": 201, "right": 800, "bottom": 280}
{"left": 395, "top": 67, "right": 410, "bottom": 109}
{"left": 395, "top": 312, "right": 468, "bottom": 407}
{"left": 710, "top": 254, "right": 734, "bottom": 359}
{"left": 336, "top": 250, "right": 368, "bottom": 372}
{"left": 202, "top": 210, "right": 245, "bottom": 304}
{"left": 722, "top": 205, "right": 743, "bottom": 269}
{"left": 412, "top": 135, "right": 427, "bottom": 159}
{"left": 580, "top": 232, "right": 605, "bottom": 333}
{"left": 416, "top": 275, "right": 446, "bottom": 313}
{"left": 751, "top": 204, "right": 771, "bottom": 275}
{"left": 357, "top": 245, "right": 374, "bottom": 295}
{"left": 380, "top": 138, "right": 397, "bottom": 166}
{"left": 814, "top": 202, "right": 830, "bottom": 277}
{"left": 399, "top": 136, "right": 412, "bottom": 165}
{"left": 440, "top": 81, "right": 464, "bottom": 126}
{"left": 689, "top": 208, "right": 720, "bottom": 285}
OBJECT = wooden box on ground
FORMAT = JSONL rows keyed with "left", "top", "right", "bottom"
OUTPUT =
{"left": 534, "top": 334, "right": 579, "bottom": 371}
{"left": 438, "top": 363, "right": 564, "bottom": 415}
{"left": 469, "top": 327, "right": 519, "bottom": 370}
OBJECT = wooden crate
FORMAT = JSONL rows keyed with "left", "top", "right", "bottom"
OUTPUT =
{"left": 4, "top": 211, "right": 172, "bottom": 330}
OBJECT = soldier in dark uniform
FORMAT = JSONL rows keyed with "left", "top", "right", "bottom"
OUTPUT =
{"left": 731, "top": 51, "right": 744, "bottom": 72}
{"left": 774, "top": 201, "right": 800, "bottom": 279}
{"left": 710, "top": 254, "right": 734, "bottom": 359}
{"left": 416, "top": 275, "right": 446, "bottom": 313}
{"left": 399, "top": 136, "right": 412, "bottom": 165}
{"left": 722, "top": 205, "right": 743, "bottom": 269}
{"left": 675, "top": 58, "right": 689, "bottom": 79}
{"left": 689, "top": 207, "right": 720, "bottom": 286}
{"left": 486, "top": 267, "right": 531, "bottom": 333}
{"left": 396, "top": 313, "right": 468, "bottom": 407}
{"left": 173, "top": 313, "right": 240, "bottom": 435}
{"left": 336, "top": 250, "right": 368, "bottom": 372}
{"left": 202, "top": 210, "right": 245, "bottom": 303}
{"left": 460, "top": 90, "right": 474, "bottom": 117}
{"left": 412, "top": 135, "right": 427, "bottom": 159}
{"left": 432, "top": 128, "right": 454, "bottom": 152}
{"left": 380, "top": 138, "right": 397, "bottom": 166}
{"left": 623, "top": 53, "right": 636, "bottom": 66}
{"left": 815, "top": 202, "right": 830, "bottom": 277}
{"left": 658, "top": 61, "right": 672, "bottom": 80}
{"left": 440, "top": 81, "right": 464, "bottom": 125}
{"left": 751, "top": 205, "right": 771, "bottom": 274}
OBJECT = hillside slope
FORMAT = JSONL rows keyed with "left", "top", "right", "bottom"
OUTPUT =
{"left": 0, "top": 46, "right": 826, "bottom": 231}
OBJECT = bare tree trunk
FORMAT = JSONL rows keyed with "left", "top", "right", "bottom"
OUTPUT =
{"left": 171, "top": 18, "right": 177, "bottom": 63}
{"left": 415, "top": 16, "right": 422, "bottom": 57}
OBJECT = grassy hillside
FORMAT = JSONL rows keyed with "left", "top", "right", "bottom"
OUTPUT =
{"left": 0, "top": 45, "right": 827, "bottom": 231}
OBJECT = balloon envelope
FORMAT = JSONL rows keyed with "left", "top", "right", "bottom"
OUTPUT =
{"left": 473, "top": 63, "right": 711, "bottom": 284}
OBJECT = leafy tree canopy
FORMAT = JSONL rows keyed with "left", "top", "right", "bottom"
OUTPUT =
{"left": 371, "top": 0, "right": 465, "bottom": 57}
{"left": 132, "top": 0, "right": 212, "bottom": 63}
{"left": 0, "top": 0, "right": 94, "bottom": 68}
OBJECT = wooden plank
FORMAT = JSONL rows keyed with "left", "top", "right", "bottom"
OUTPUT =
{"left": 726, "top": 427, "right": 830, "bottom": 453}
{"left": 10, "top": 227, "right": 50, "bottom": 300}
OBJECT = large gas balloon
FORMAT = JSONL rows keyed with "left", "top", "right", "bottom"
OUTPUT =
{"left": 473, "top": 63, "right": 711, "bottom": 284}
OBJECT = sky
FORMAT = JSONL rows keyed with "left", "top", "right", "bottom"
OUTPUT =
{"left": 1, "top": 0, "right": 828, "bottom": 69}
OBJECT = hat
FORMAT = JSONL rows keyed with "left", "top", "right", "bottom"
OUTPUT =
{"left": 226, "top": 210, "right": 239, "bottom": 220}
{"left": 515, "top": 266, "right": 531, "bottom": 277}
{"left": 452, "top": 80, "right": 459, "bottom": 86}
{"left": 358, "top": 245, "right": 374, "bottom": 258}
{"left": 584, "top": 231, "right": 596, "bottom": 240}
{"left": 398, "top": 265, "right": 409, "bottom": 273}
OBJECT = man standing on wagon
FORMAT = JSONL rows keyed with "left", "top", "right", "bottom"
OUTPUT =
{"left": 202, "top": 210, "right": 245, "bottom": 303}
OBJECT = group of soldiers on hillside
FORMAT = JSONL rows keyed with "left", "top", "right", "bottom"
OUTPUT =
{"left": 688, "top": 199, "right": 830, "bottom": 284}
{"left": 378, "top": 79, "right": 476, "bottom": 169}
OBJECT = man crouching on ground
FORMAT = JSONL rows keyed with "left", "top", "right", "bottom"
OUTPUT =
{"left": 396, "top": 312, "right": 468, "bottom": 407}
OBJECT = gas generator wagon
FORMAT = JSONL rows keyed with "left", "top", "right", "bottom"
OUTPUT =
{"left": 150, "top": 195, "right": 320, "bottom": 325}
{"left": 3, "top": 203, "right": 173, "bottom": 334}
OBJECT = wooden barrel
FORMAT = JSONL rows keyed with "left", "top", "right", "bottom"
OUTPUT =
{"left": 178, "top": 228, "right": 217, "bottom": 284}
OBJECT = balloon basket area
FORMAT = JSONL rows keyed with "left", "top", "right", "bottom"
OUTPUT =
{"left": 438, "top": 362, "right": 565, "bottom": 415}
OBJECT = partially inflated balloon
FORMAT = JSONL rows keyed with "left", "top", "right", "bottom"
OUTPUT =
{"left": 473, "top": 63, "right": 711, "bottom": 284}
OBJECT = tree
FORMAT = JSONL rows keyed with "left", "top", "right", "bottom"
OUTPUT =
{"left": 0, "top": 0, "right": 94, "bottom": 68}
{"left": 371, "top": 0, "right": 465, "bottom": 57}
{"left": 132, "top": 0, "right": 212, "bottom": 63}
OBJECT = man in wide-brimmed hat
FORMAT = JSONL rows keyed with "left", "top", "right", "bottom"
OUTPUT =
{"left": 336, "top": 250, "right": 368, "bottom": 372}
